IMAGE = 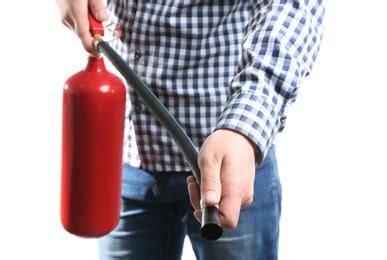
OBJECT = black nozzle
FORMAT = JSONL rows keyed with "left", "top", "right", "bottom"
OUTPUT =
{"left": 201, "top": 205, "right": 223, "bottom": 241}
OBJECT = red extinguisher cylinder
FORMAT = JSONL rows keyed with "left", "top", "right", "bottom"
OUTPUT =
{"left": 61, "top": 57, "right": 126, "bottom": 237}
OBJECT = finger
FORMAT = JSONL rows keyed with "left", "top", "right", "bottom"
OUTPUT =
{"left": 61, "top": 14, "right": 75, "bottom": 30}
{"left": 194, "top": 210, "right": 202, "bottom": 223}
{"left": 240, "top": 185, "right": 254, "bottom": 208}
{"left": 89, "top": 0, "right": 108, "bottom": 21}
{"left": 241, "top": 166, "right": 255, "bottom": 208}
{"left": 218, "top": 162, "right": 243, "bottom": 230}
{"left": 241, "top": 191, "right": 254, "bottom": 208}
{"left": 187, "top": 176, "right": 201, "bottom": 210}
{"left": 187, "top": 175, "right": 196, "bottom": 185}
{"left": 198, "top": 152, "right": 222, "bottom": 206}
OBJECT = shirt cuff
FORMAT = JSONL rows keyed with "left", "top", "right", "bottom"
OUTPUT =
{"left": 215, "top": 91, "right": 282, "bottom": 165}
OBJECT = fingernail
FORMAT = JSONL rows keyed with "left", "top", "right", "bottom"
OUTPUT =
{"left": 204, "top": 191, "right": 218, "bottom": 203}
{"left": 96, "top": 10, "right": 108, "bottom": 21}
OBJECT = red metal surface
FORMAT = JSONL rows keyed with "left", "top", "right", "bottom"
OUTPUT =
{"left": 61, "top": 57, "right": 125, "bottom": 237}
{"left": 88, "top": 12, "right": 104, "bottom": 36}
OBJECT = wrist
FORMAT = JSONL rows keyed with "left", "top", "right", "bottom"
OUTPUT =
{"left": 214, "top": 128, "right": 262, "bottom": 163}
{"left": 214, "top": 128, "right": 256, "bottom": 151}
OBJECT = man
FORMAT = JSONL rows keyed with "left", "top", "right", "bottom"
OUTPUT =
{"left": 56, "top": 0, "right": 325, "bottom": 259}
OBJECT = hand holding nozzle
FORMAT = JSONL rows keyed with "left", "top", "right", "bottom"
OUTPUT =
{"left": 189, "top": 129, "right": 257, "bottom": 233}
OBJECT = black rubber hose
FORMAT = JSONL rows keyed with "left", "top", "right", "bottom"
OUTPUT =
{"left": 97, "top": 40, "right": 223, "bottom": 241}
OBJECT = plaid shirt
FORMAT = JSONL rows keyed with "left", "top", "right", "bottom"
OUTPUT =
{"left": 107, "top": 0, "right": 326, "bottom": 172}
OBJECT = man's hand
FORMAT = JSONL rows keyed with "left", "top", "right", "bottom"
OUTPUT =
{"left": 56, "top": 0, "right": 108, "bottom": 56}
{"left": 187, "top": 129, "right": 257, "bottom": 229}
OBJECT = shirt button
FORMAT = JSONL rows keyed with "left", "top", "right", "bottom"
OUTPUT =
{"left": 133, "top": 101, "right": 142, "bottom": 112}
{"left": 134, "top": 49, "right": 142, "bottom": 61}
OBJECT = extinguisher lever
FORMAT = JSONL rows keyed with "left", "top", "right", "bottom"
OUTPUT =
{"left": 88, "top": 12, "right": 104, "bottom": 36}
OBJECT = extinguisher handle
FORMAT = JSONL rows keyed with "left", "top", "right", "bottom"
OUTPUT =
{"left": 88, "top": 11, "right": 104, "bottom": 36}
{"left": 94, "top": 40, "right": 223, "bottom": 241}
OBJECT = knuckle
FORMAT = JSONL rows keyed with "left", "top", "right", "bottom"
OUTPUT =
{"left": 247, "top": 190, "right": 254, "bottom": 201}
{"left": 76, "top": 27, "right": 88, "bottom": 37}
{"left": 223, "top": 218, "right": 238, "bottom": 230}
{"left": 203, "top": 173, "right": 219, "bottom": 184}
{"left": 198, "top": 152, "right": 221, "bottom": 169}
{"left": 243, "top": 196, "right": 254, "bottom": 207}
{"left": 241, "top": 189, "right": 254, "bottom": 208}
{"left": 220, "top": 208, "right": 239, "bottom": 230}
{"left": 202, "top": 179, "right": 220, "bottom": 194}
{"left": 229, "top": 222, "right": 238, "bottom": 230}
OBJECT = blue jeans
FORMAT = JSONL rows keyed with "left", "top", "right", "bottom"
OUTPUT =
{"left": 99, "top": 146, "right": 281, "bottom": 260}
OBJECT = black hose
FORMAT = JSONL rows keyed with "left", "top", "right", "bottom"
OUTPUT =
{"left": 97, "top": 40, "right": 223, "bottom": 241}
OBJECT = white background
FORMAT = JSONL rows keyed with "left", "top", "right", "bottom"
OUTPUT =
{"left": 1, "top": 1, "right": 386, "bottom": 259}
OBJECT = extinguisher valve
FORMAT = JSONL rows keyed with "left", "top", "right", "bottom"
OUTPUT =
{"left": 92, "top": 34, "right": 103, "bottom": 51}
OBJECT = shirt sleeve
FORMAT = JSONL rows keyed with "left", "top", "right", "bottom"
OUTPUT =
{"left": 215, "top": 0, "right": 326, "bottom": 164}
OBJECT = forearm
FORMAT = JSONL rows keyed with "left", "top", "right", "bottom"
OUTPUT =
{"left": 216, "top": 0, "right": 326, "bottom": 163}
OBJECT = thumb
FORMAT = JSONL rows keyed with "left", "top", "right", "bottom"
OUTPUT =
{"left": 89, "top": 0, "right": 108, "bottom": 21}
{"left": 198, "top": 154, "right": 222, "bottom": 206}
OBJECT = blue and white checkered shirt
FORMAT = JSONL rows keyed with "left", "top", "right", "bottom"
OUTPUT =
{"left": 107, "top": 0, "right": 326, "bottom": 172}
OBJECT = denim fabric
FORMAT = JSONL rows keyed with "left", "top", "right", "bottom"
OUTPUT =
{"left": 99, "top": 146, "right": 281, "bottom": 260}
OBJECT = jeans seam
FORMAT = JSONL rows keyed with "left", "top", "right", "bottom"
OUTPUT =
{"left": 269, "top": 147, "right": 281, "bottom": 256}
{"left": 268, "top": 149, "right": 277, "bottom": 201}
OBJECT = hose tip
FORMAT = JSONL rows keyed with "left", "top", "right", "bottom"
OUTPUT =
{"left": 200, "top": 205, "right": 223, "bottom": 241}
{"left": 201, "top": 223, "right": 223, "bottom": 241}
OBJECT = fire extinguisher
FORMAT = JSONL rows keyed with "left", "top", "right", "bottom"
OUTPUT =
{"left": 60, "top": 17, "right": 126, "bottom": 237}
{"left": 61, "top": 13, "right": 223, "bottom": 241}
